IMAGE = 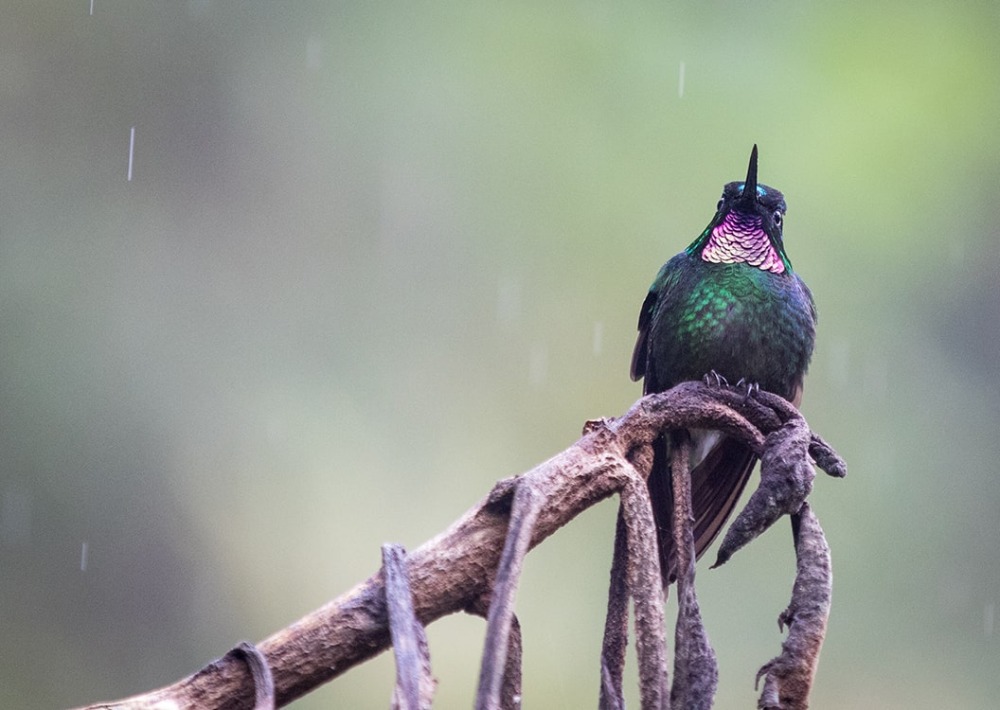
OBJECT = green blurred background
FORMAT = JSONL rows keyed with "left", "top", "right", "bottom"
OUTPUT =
{"left": 2, "top": 1, "right": 998, "bottom": 708}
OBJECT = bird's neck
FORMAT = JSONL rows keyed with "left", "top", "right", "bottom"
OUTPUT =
{"left": 700, "top": 212, "right": 785, "bottom": 274}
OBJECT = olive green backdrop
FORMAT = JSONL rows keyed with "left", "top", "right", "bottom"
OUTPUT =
{"left": 2, "top": 2, "right": 998, "bottom": 708}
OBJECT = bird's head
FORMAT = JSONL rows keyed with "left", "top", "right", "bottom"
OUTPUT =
{"left": 688, "top": 145, "right": 792, "bottom": 274}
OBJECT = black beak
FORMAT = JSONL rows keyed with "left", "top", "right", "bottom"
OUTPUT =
{"left": 739, "top": 144, "right": 759, "bottom": 207}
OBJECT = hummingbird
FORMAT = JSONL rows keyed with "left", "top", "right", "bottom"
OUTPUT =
{"left": 630, "top": 145, "right": 816, "bottom": 583}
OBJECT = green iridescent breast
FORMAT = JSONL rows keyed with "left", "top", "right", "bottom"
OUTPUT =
{"left": 643, "top": 255, "right": 815, "bottom": 399}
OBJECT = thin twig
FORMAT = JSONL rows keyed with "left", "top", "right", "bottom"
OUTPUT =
{"left": 500, "top": 615, "right": 523, "bottom": 710}
{"left": 599, "top": 506, "right": 630, "bottom": 710}
{"left": 224, "top": 643, "right": 274, "bottom": 710}
{"left": 669, "top": 436, "right": 717, "bottom": 710}
{"left": 384, "top": 544, "right": 435, "bottom": 710}
{"left": 756, "top": 503, "right": 831, "bottom": 710}
{"left": 616, "top": 463, "right": 668, "bottom": 710}
{"left": 475, "top": 482, "right": 543, "bottom": 710}
{"left": 466, "top": 600, "right": 523, "bottom": 710}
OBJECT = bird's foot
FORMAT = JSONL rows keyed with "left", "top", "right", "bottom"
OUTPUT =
{"left": 702, "top": 370, "right": 729, "bottom": 388}
{"left": 735, "top": 377, "right": 760, "bottom": 403}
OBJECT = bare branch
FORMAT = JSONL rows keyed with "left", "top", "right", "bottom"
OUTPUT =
{"left": 224, "top": 643, "right": 274, "bottom": 710}
{"left": 598, "top": 507, "right": 630, "bottom": 710}
{"left": 756, "top": 503, "right": 832, "bottom": 710}
{"left": 74, "top": 383, "right": 843, "bottom": 710}
{"left": 599, "top": 438, "right": 657, "bottom": 710}
{"left": 670, "top": 436, "right": 717, "bottom": 710}
{"left": 617, "top": 462, "right": 668, "bottom": 710}
{"left": 465, "top": 600, "right": 523, "bottom": 710}
{"left": 476, "top": 482, "right": 542, "bottom": 710}
{"left": 384, "top": 545, "right": 435, "bottom": 710}
{"left": 713, "top": 419, "right": 815, "bottom": 568}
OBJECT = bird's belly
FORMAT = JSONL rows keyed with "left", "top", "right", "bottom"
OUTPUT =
{"left": 689, "top": 428, "right": 723, "bottom": 469}
{"left": 671, "top": 295, "right": 806, "bottom": 398}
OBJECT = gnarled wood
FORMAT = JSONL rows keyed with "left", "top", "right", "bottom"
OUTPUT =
{"left": 76, "top": 382, "right": 844, "bottom": 710}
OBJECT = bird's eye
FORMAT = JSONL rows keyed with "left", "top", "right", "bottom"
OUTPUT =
{"left": 773, "top": 211, "right": 783, "bottom": 227}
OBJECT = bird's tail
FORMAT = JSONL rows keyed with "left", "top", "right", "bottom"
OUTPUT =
{"left": 648, "top": 434, "right": 757, "bottom": 585}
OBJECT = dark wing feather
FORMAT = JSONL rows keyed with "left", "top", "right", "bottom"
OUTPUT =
{"left": 631, "top": 261, "right": 677, "bottom": 387}
{"left": 689, "top": 438, "right": 756, "bottom": 559}
{"left": 650, "top": 436, "right": 757, "bottom": 584}
{"left": 630, "top": 288, "right": 659, "bottom": 382}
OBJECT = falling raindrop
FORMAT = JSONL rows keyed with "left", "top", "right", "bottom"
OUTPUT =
{"left": 127, "top": 126, "right": 136, "bottom": 181}
{"left": 529, "top": 344, "right": 548, "bottom": 386}
{"left": 678, "top": 61, "right": 686, "bottom": 98}
{"left": 986, "top": 602, "right": 995, "bottom": 637}
{"left": 592, "top": 321, "right": 604, "bottom": 356}
{"left": 89, "top": 0, "right": 94, "bottom": 15}
{"left": 80, "top": 541, "right": 89, "bottom": 572}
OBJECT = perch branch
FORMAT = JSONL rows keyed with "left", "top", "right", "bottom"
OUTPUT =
{"left": 75, "top": 382, "right": 844, "bottom": 710}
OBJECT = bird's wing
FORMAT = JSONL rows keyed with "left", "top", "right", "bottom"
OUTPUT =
{"left": 651, "top": 436, "right": 757, "bottom": 584}
{"left": 689, "top": 438, "right": 757, "bottom": 561}
{"left": 630, "top": 260, "right": 677, "bottom": 384}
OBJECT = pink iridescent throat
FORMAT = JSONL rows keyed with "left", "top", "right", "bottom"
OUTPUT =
{"left": 700, "top": 212, "right": 785, "bottom": 274}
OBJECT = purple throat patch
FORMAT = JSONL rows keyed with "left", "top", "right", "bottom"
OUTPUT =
{"left": 701, "top": 212, "right": 784, "bottom": 274}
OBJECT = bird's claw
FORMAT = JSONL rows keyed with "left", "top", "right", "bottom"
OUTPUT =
{"left": 702, "top": 372, "right": 758, "bottom": 403}
{"left": 735, "top": 377, "right": 760, "bottom": 402}
{"left": 703, "top": 370, "right": 729, "bottom": 388}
